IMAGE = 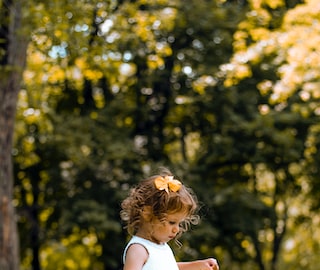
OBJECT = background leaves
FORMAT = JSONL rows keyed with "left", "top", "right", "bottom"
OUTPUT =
{"left": 5, "top": 0, "right": 320, "bottom": 269}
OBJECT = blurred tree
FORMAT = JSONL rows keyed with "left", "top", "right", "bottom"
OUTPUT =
{"left": 14, "top": 1, "right": 137, "bottom": 269}
{"left": 0, "top": 0, "right": 31, "bottom": 269}
{"left": 200, "top": 0, "right": 320, "bottom": 269}
{"left": 10, "top": 1, "right": 320, "bottom": 270}
{"left": 15, "top": 0, "right": 246, "bottom": 269}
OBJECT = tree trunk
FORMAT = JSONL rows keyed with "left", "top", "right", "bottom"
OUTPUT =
{"left": 0, "top": 0, "right": 29, "bottom": 269}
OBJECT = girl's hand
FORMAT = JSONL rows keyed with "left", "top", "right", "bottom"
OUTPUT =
{"left": 198, "top": 258, "right": 219, "bottom": 270}
{"left": 177, "top": 257, "right": 219, "bottom": 270}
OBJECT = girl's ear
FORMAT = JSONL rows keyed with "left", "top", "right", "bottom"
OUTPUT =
{"left": 141, "top": 206, "right": 153, "bottom": 222}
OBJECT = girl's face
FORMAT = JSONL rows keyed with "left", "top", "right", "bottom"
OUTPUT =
{"left": 140, "top": 211, "right": 187, "bottom": 244}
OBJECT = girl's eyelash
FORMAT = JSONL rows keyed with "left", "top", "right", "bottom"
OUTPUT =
{"left": 169, "top": 220, "right": 184, "bottom": 225}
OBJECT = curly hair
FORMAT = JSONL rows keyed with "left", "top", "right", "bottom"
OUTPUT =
{"left": 120, "top": 168, "right": 200, "bottom": 239}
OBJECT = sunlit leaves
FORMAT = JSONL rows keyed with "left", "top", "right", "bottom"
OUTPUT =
{"left": 224, "top": 0, "right": 320, "bottom": 106}
{"left": 40, "top": 233, "right": 103, "bottom": 270}
{"left": 214, "top": 0, "right": 320, "bottom": 268}
{"left": 248, "top": 0, "right": 284, "bottom": 9}
{"left": 193, "top": 75, "right": 217, "bottom": 95}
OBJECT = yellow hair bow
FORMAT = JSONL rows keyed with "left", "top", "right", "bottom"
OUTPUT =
{"left": 154, "top": 175, "right": 182, "bottom": 193}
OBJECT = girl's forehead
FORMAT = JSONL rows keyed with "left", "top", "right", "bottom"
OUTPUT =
{"left": 166, "top": 211, "right": 187, "bottom": 220}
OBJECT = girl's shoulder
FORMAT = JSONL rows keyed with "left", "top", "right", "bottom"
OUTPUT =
{"left": 124, "top": 242, "right": 149, "bottom": 268}
{"left": 123, "top": 236, "right": 178, "bottom": 270}
{"left": 127, "top": 236, "right": 169, "bottom": 250}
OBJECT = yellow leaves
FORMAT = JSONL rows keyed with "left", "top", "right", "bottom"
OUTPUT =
{"left": 303, "top": 82, "right": 320, "bottom": 99}
{"left": 249, "top": 0, "right": 262, "bottom": 9}
{"left": 39, "top": 207, "right": 54, "bottom": 223}
{"left": 184, "top": 132, "right": 201, "bottom": 163}
{"left": 233, "top": 31, "right": 249, "bottom": 51}
{"left": 234, "top": 64, "right": 252, "bottom": 80}
{"left": 241, "top": 239, "right": 251, "bottom": 249}
{"left": 193, "top": 75, "right": 217, "bottom": 95}
{"left": 222, "top": 63, "right": 252, "bottom": 87}
{"left": 258, "top": 104, "right": 270, "bottom": 115}
{"left": 226, "top": 0, "right": 320, "bottom": 106}
{"left": 54, "top": 29, "right": 63, "bottom": 38}
{"left": 124, "top": 116, "right": 133, "bottom": 126}
{"left": 27, "top": 50, "right": 46, "bottom": 67}
{"left": 119, "top": 63, "right": 136, "bottom": 77}
{"left": 159, "top": 7, "right": 177, "bottom": 32}
{"left": 305, "top": 124, "right": 320, "bottom": 161}
{"left": 248, "top": 8, "right": 271, "bottom": 25}
{"left": 145, "top": 42, "right": 172, "bottom": 70}
{"left": 75, "top": 57, "right": 104, "bottom": 81}
{"left": 40, "top": 232, "right": 103, "bottom": 270}
{"left": 269, "top": 25, "right": 320, "bottom": 103}
{"left": 257, "top": 80, "right": 273, "bottom": 96}
{"left": 250, "top": 28, "right": 271, "bottom": 42}
{"left": 147, "top": 54, "right": 164, "bottom": 70}
{"left": 254, "top": 164, "right": 276, "bottom": 193}
{"left": 80, "top": 145, "right": 91, "bottom": 157}
{"left": 128, "top": 3, "right": 176, "bottom": 63}
{"left": 139, "top": 0, "right": 171, "bottom": 5}
{"left": 249, "top": 0, "right": 284, "bottom": 9}
{"left": 286, "top": 34, "right": 320, "bottom": 66}
{"left": 47, "top": 66, "right": 65, "bottom": 83}
{"left": 75, "top": 58, "right": 86, "bottom": 69}
{"left": 134, "top": 12, "right": 155, "bottom": 42}
{"left": 15, "top": 136, "right": 40, "bottom": 168}
{"left": 83, "top": 69, "right": 103, "bottom": 81}
{"left": 284, "top": 0, "right": 320, "bottom": 26}
{"left": 155, "top": 42, "right": 172, "bottom": 57}
{"left": 24, "top": 49, "right": 48, "bottom": 85}
{"left": 264, "top": 0, "right": 284, "bottom": 9}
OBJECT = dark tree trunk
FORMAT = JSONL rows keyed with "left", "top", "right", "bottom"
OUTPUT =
{"left": 0, "top": 0, "right": 29, "bottom": 269}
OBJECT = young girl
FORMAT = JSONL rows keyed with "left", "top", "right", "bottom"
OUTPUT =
{"left": 120, "top": 168, "right": 219, "bottom": 270}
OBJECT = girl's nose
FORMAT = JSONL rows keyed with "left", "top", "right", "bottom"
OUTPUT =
{"left": 173, "top": 224, "right": 179, "bottom": 233}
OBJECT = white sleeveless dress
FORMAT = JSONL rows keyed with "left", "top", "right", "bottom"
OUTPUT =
{"left": 123, "top": 236, "right": 179, "bottom": 270}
